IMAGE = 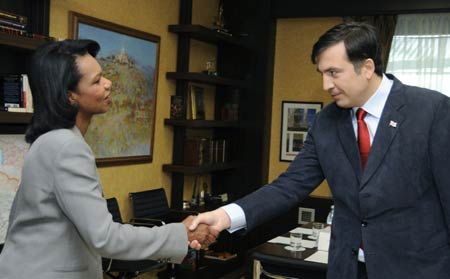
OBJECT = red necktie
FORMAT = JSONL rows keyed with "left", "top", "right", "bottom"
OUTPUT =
{"left": 357, "top": 108, "right": 370, "bottom": 170}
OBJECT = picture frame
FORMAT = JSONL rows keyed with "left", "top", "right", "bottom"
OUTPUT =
{"left": 69, "top": 12, "right": 160, "bottom": 166}
{"left": 189, "top": 85, "right": 205, "bottom": 120}
{"left": 280, "top": 101, "right": 323, "bottom": 162}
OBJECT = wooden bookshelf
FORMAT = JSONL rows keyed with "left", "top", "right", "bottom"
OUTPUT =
{"left": 162, "top": 161, "right": 241, "bottom": 175}
{"left": 168, "top": 24, "right": 252, "bottom": 49}
{"left": 166, "top": 72, "right": 249, "bottom": 88}
{"left": 0, "top": 111, "right": 32, "bottom": 124}
{"left": 0, "top": 32, "right": 49, "bottom": 50}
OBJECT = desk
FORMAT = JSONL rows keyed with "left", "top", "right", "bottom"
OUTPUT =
{"left": 252, "top": 231, "right": 327, "bottom": 279}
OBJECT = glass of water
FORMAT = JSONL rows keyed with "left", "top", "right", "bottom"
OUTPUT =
{"left": 288, "top": 231, "right": 305, "bottom": 251}
{"left": 311, "top": 222, "right": 325, "bottom": 240}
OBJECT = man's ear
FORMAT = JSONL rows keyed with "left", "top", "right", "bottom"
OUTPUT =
{"left": 68, "top": 91, "right": 78, "bottom": 105}
{"left": 363, "top": 58, "right": 375, "bottom": 79}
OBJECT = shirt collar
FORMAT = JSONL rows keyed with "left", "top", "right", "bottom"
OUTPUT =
{"left": 352, "top": 74, "right": 394, "bottom": 118}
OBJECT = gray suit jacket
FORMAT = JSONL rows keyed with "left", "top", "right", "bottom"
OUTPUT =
{"left": 236, "top": 75, "right": 450, "bottom": 279}
{"left": 0, "top": 127, "right": 188, "bottom": 279}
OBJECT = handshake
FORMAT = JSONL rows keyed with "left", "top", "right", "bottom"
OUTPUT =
{"left": 181, "top": 208, "right": 231, "bottom": 250}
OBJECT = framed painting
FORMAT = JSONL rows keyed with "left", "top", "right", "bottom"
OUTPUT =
{"left": 280, "top": 101, "right": 323, "bottom": 162}
{"left": 69, "top": 12, "right": 160, "bottom": 165}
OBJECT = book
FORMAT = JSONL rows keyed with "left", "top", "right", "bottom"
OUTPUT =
{"left": 211, "top": 138, "right": 228, "bottom": 163}
{"left": 204, "top": 251, "right": 237, "bottom": 261}
{"left": 0, "top": 25, "right": 27, "bottom": 36}
{"left": 190, "top": 86, "right": 197, "bottom": 119}
{"left": 192, "top": 85, "right": 205, "bottom": 120}
{"left": 0, "top": 74, "right": 33, "bottom": 113}
{"left": 184, "top": 137, "right": 211, "bottom": 166}
{"left": 1, "top": 74, "right": 23, "bottom": 108}
{"left": 0, "top": 18, "right": 27, "bottom": 30}
{"left": 186, "top": 88, "right": 193, "bottom": 119}
{"left": 8, "top": 74, "right": 33, "bottom": 113}
{"left": 0, "top": 9, "right": 28, "bottom": 25}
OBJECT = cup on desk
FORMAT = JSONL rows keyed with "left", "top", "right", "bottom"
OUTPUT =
{"left": 311, "top": 222, "right": 325, "bottom": 240}
{"left": 289, "top": 232, "right": 305, "bottom": 251}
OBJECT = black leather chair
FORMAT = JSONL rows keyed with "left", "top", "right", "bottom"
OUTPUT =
{"left": 102, "top": 197, "right": 166, "bottom": 279}
{"left": 128, "top": 188, "right": 198, "bottom": 224}
{"left": 128, "top": 188, "right": 200, "bottom": 278}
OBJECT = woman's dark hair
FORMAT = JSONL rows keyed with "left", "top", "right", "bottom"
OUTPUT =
{"left": 25, "top": 39, "right": 100, "bottom": 144}
{"left": 311, "top": 22, "right": 383, "bottom": 76}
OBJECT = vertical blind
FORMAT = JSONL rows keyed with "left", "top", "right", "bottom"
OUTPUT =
{"left": 386, "top": 13, "right": 450, "bottom": 96}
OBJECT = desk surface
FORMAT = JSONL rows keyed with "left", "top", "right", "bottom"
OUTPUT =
{"left": 253, "top": 242, "right": 327, "bottom": 272}
{"left": 252, "top": 225, "right": 328, "bottom": 279}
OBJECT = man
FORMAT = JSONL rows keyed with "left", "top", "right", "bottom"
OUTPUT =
{"left": 190, "top": 22, "right": 450, "bottom": 279}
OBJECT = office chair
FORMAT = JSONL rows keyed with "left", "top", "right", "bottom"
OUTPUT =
{"left": 102, "top": 197, "right": 166, "bottom": 279}
{"left": 128, "top": 188, "right": 198, "bottom": 224}
{"left": 128, "top": 188, "right": 200, "bottom": 278}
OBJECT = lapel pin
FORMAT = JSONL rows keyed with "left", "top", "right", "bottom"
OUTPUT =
{"left": 389, "top": 120, "right": 397, "bottom": 128}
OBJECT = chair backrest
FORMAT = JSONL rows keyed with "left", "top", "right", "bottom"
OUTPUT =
{"left": 129, "top": 188, "right": 170, "bottom": 219}
{"left": 106, "top": 197, "right": 123, "bottom": 224}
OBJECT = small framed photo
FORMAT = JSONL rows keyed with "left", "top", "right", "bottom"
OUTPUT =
{"left": 170, "top": 95, "right": 184, "bottom": 119}
{"left": 280, "top": 101, "right": 323, "bottom": 162}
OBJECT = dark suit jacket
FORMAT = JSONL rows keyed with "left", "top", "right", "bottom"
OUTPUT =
{"left": 236, "top": 75, "right": 450, "bottom": 279}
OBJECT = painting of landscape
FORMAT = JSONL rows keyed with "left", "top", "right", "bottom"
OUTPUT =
{"left": 72, "top": 13, "right": 160, "bottom": 164}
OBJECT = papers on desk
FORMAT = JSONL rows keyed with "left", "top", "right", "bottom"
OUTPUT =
{"left": 268, "top": 236, "right": 316, "bottom": 249}
{"left": 304, "top": 229, "right": 331, "bottom": 264}
{"left": 305, "top": 250, "right": 328, "bottom": 264}
{"left": 268, "top": 236, "right": 290, "bottom": 245}
{"left": 289, "top": 227, "right": 312, "bottom": 235}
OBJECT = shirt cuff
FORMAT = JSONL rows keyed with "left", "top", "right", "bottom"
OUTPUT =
{"left": 221, "top": 203, "right": 247, "bottom": 233}
{"left": 358, "top": 248, "right": 365, "bottom": 262}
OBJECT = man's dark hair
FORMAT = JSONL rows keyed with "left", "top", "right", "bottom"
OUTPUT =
{"left": 311, "top": 22, "right": 383, "bottom": 76}
{"left": 25, "top": 39, "right": 100, "bottom": 144}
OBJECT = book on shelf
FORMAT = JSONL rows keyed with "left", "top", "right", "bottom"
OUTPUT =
{"left": 0, "top": 9, "right": 28, "bottom": 25}
{"left": 184, "top": 137, "right": 211, "bottom": 166}
{"left": 1, "top": 74, "right": 33, "bottom": 113}
{"left": 0, "top": 18, "right": 27, "bottom": 30}
{"left": 193, "top": 86, "right": 205, "bottom": 120}
{"left": 0, "top": 25, "right": 55, "bottom": 42}
{"left": 0, "top": 25, "right": 27, "bottom": 36}
{"left": 1, "top": 74, "right": 22, "bottom": 108}
{"left": 190, "top": 86, "right": 196, "bottom": 119}
{"left": 183, "top": 137, "right": 230, "bottom": 166}
{"left": 211, "top": 138, "right": 228, "bottom": 163}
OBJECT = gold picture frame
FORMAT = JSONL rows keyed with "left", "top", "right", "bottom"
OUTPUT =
{"left": 69, "top": 12, "right": 160, "bottom": 166}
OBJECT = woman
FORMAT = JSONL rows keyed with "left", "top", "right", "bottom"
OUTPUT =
{"left": 0, "top": 39, "right": 215, "bottom": 279}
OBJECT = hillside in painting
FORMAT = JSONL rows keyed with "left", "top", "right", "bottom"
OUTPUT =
{"left": 85, "top": 49, "right": 155, "bottom": 159}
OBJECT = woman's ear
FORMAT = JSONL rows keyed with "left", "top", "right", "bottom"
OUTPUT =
{"left": 68, "top": 91, "right": 78, "bottom": 106}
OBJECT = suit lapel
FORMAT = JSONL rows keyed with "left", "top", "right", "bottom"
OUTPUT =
{"left": 361, "top": 80, "right": 406, "bottom": 188}
{"left": 337, "top": 109, "right": 363, "bottom": 183}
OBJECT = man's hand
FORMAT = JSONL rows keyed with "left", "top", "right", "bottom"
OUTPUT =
{"left": 188, "top": 208, "right": 231, "bottom": 233}
{"left": 182, "top": 215, "right": 219, "bottom": 250}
